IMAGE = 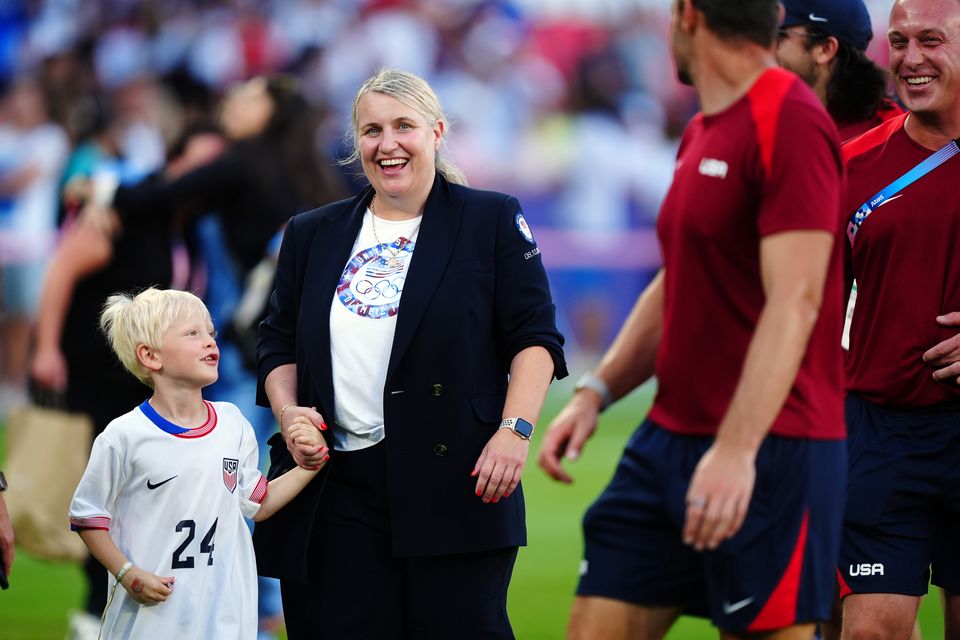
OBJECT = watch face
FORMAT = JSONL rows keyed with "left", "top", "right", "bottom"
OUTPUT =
{"left": 514, "top": 418, "right": 534, "bottom": 439}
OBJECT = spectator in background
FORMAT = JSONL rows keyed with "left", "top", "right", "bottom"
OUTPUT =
{"left": 0, "top": 76, "right": 68, "bottom": 417}
{"left": 775, "top": 0, "right": 902, "bottom": 141}
{"left": 93, "top": 74, "right": 348, "bottom": 464}
{"left": 105, "top": 75, "right": 345, "bottom": 294}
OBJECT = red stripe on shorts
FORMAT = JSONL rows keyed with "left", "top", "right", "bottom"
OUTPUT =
{"left": 748, "top": 510, "right": 810, "bottom": 632}
{"left": 836, "top": 567, "right": 853, "bottom": 599}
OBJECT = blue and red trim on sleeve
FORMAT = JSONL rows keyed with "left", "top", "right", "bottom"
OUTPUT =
{"left": 70, "top": 515, "right": 111, "bottom": 532}
{"left": 249, "top": 474, "right": 268, "bottom": 504}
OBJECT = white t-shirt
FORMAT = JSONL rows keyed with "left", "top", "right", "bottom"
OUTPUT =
{"left": 329, "top": 208, "right": 422, "bottom": 451}
{"left": 69, "top": 401, "right": 266, "bottom": 640}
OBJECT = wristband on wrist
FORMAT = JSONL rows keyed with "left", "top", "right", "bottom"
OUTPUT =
{"left": 574, "top": 372, "right": 613, "bottom": 411}
{"left": 116, "top": 561, "right": 133, "bottom": 583}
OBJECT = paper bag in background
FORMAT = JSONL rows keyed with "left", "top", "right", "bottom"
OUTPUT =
{"left": 5, "top": 403, "right": 92, "bottom": 562}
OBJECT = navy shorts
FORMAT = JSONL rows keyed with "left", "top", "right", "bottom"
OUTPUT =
{"left": 578, "top": 420, "right": 846, "bottom": 633}
{"left": 838, "top": 394, "right": 960, "bottom": 598}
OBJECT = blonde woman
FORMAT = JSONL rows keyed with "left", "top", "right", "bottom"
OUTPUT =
{"left": 255, "top": 69, "right": 567, "bottom": 638}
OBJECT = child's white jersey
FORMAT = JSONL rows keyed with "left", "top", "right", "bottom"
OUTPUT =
{"left": 70, "top": 400, "right": 267, "bottom": 640}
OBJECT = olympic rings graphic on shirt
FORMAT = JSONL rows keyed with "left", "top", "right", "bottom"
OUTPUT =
{"left": 354, "top": 276, "right": 405, "bottom": 300}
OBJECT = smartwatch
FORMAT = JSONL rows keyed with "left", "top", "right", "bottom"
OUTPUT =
{"left": 499, "top": 417, "right": 535, "bottom": 440}
{"left": 574, "top": 372, "right": 612, "bottom": 411}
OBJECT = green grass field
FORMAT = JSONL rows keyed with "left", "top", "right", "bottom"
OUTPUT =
{"left": 0, "top": 383, "right": 946, "bottom": 638}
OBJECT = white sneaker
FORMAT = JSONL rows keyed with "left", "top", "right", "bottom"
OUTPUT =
{"left": 66, "top": 610, "right": 101, "bottom": 640}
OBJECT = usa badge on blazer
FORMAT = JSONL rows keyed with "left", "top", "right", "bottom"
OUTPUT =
{"left": 515, "top": 212, "right": 536, "bottom": 245}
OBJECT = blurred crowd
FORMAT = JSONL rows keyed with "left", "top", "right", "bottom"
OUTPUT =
{"left": 0, "top": 0, "right": 689, "bottom": 418}
{"left": 0, "top": 0, "right": 901, "bottom": 407}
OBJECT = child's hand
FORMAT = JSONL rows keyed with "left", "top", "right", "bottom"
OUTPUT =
{"left": 121, "top": 566, "right": 175, "bottom": 604}
{"left": 288, "top": 417, "right": 327, "bottom": 449}
{"left": 286, "top": 417, "right": 329, "bottom": 471}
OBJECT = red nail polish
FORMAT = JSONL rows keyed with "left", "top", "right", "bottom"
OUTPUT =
{"left": 320, "top": 423, "right": 327, "bottom": 431}
{"left": 475, "top": 490, "right": 482, "bottom": 496}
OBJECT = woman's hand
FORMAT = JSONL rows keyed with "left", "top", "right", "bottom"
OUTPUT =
{"left": 121, "top": 567, "right": 175, "bottom": 604}
{"left": 471, "top": 429, "right": 530, "bottom": 504}
{"left": 31, "top": 345, "right": 69, "bottom": 391}
{"left": 280, "top": 405, "right": 328, "bottom": 469}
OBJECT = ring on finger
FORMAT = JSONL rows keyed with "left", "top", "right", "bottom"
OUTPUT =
{"left": 687, "top": 496, "right": 707, "bottom": 509}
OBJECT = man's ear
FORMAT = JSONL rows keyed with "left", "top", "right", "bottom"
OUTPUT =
{"left": 137, "top": 344, "right": 162, "bottom": 373}
{"left": 814, "top": 36, "right": 841, "bottom": 66}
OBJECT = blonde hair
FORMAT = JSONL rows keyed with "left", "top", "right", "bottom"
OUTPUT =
{"left": 100, "top": 288, "right": 212, "bottom": 386}
{"left": 341, "top": 68, "right": 468, "bottom": 186}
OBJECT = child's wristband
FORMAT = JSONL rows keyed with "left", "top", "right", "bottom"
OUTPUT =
{"left": 115, "top": 561, "right": 133, "bottom": 583}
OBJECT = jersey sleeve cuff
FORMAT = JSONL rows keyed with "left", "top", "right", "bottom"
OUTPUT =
{"left": 70, "top": 516, "right": 111, "bottom": 531}
{"left": 249, "top": 474, "right": 268, "bottom": 504}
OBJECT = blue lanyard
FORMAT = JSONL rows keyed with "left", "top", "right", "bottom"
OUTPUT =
{"left": 847, "top": 138, "right": 960, "bottom": 244}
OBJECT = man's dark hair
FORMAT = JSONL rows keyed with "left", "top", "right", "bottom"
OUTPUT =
{"left": 688, "top": 0, "right": 780, "bottom": 47}
{"left": 804, "top": 26, "right": 890, "bottom": 125}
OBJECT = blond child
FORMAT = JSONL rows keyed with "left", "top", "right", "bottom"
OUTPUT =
{"left": 69, "top": 288, "right": 326, "bottom": 639}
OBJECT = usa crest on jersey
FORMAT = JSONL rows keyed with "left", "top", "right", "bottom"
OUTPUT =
{"left": 223, "top": 458, "right": 239, "bottom": 493}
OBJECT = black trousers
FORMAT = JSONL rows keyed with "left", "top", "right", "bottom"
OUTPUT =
{"left": 281, "top": 441, "right": 518, "bottom": 640}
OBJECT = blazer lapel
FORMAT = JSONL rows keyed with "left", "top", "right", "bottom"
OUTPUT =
{"left": 387, "top": 175, "right": 462, "bottom": 381}
{"left": 302, "top": 189, "right": 370, "bottom": 416}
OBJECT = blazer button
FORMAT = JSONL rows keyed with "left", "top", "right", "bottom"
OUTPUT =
{"left": 431, "top": 384, "right": 444, "bottom": 397}
{"left": 434, "top": 444, "right": 448, "bottom": 457}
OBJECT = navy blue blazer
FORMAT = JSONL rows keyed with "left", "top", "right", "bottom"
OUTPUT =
{"left": 253, "top": 173, "right": 567, "bottom": 582}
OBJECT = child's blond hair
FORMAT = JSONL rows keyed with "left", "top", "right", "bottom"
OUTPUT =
{"left": 100, "top": 288, "right": 212, "bottom": 386}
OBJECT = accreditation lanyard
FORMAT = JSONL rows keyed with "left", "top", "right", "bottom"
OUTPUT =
{"left": 847, "top": 137, "right": 960, "bottom": 245}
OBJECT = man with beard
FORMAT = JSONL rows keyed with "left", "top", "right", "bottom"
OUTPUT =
{"left": 775, "top": 0, "right": 902, "bottom": 141}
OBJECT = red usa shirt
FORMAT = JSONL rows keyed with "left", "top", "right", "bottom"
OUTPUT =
{"left": 649, "top": 68, "right": 845, "bottom": 440}
{"left": 837, "top": 98, "right": 904, "bottom": 143}
{"left": 842, "top": 114, "right": 960, "bottom": 409}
